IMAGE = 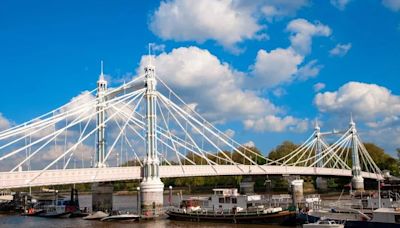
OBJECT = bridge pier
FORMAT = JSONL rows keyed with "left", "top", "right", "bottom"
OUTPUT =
{"left": 291, "top": 179, "right": 304, "bottom": 207}
{"left": 316, "top": 177, "right": 328, "bottom": 191}
{"left": 91, "top": 182, "right": 113, "bottom": 213}
{"left": 239, "top": 176, "right": 255, "bottom": 194}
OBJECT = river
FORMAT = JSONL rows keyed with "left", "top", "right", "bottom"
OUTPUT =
{"left": 0, "top": 194, "right": 293, "bottom": 228}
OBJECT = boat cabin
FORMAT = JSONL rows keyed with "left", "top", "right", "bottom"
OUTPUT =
{"left": 371, "top": 208, "right": 400, "bottom": 223}
{"left": 209, "top": 188, "right": 262, "bottom": 211}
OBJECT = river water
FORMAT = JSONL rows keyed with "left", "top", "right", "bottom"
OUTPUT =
{"left": 0, "top": 194, "right": 292, "bottom": 228}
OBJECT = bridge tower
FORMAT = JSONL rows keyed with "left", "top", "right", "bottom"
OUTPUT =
{"left": 96, "top": 61, "right": 107, "bottom": 168}
{"left": 315, "top": 121, "right": 327, "bottom": 190}
{"left": 139, "top": 62, "right": 164, "bottom": 217}
{"left": 92, "top": 61, "right": 113, "bottom": 213}
{"left": 350, "top": 117, "right": 364, "bottom": 190}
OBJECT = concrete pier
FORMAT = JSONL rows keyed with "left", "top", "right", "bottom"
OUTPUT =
{"left": 140, "top": 178, "right": 164, "bottom": 217}
{"left": 91, "top": 182, "right": 113, "bottom": 212}
{"left": 291, "top": 179, "right": 304, "bottom": 206}
{"left": 239, "top": 176, "right": 255, "bottom": 194}
{"left": 316, "top": 177, "right": 328, "bottom": 191}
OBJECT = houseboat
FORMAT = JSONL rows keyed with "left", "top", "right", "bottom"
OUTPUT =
{"left": 166, "top": 188, "right": 296, "bottom": 225}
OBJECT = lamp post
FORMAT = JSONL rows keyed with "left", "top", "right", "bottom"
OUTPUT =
{"left": 169, "top": 186, "right": 173, "bottom": 206}
{"left": 136, "top": 187, "right": 141, "bottom": 215}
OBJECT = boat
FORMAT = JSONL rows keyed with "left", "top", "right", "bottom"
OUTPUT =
{"left": 100, "top": 212, "right": 140, "bottom": 222}
{"left": 344, "top": 207, "right": 400, "bottom": 228}
{"left": 166, "top": 188, "right": 296, "bottom": 225}
{"left": 83, "top": 211, "right": 109, "bottom": 220}
{"left": 303, "top": 219, "right": 344, "bottom": 228}
{"left": 29, "top": 188, "right": 82, "bottom": 218}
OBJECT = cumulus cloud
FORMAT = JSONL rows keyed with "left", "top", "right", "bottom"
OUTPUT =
{"left": 150, "top": 0, "right": 266, "bottom": 51}
{"left": 287, "top": 18, "right": 331, "bottom": 55}
{"left": 314, "top": 81, "right": 400, "bottom": 126}
{"left": 244, "top": 115, "right": 309, "bottom": 133}
{"left": 330, "top": 43, "right": 352, "bottom": 57}
{"left": 224, "top": 129, "right": 236, "bottom": 138}
{"left": 313, "top": 82, "right": 326, "bottom": 92}
{"left": 382, "top": 0, "right": 400, "bottom": 11}
{"left": 259, "top": 0, "right": 309, "bottom": 20}
{"left": 137, "top": 46, "right": 278, "bottom": 123}
{"left": 0, "top": 113, "right": 11, "bottom": 130}
{"left": 135, "top": 46, "right": 309, "bottom": 133}
{"left": 330, "top": 0, "right": 352, "bottom": 10}
{"left": 250, "top": 19, "right": 330, "bottom": 89}
{"left": 250, "top": 47, "right": 303, "bottom": 88}
{"left": 297, "top": 59, "right": 323, "bottom": 81}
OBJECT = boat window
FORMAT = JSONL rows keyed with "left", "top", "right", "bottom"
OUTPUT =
{"left": 395, "top": 215, "right": 400, "bottom": 223}
{"left": 219, "top": 198, "right": 224, "bottom": 203}
{"left": 232, "top": 198, "right": 237, "bottom": 204}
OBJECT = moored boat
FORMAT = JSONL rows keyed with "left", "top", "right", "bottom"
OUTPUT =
{"left": 303, "top": 219, "right": 344, "bottom": 228}
{"left": 83, "top": 211, "right": 109, "bottom": 220}
{"left": 166, "top": 188, "right": 296, "bottom": 225}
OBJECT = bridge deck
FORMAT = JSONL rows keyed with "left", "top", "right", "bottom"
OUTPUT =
{"left": 0, "top": 165, "right": 383, "bottom": 189}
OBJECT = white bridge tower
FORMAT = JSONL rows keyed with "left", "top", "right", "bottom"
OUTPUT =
{"left": 139, "top": 62, "right": 164, "bottom": 217}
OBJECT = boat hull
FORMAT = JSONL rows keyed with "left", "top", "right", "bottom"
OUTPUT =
{"left": 166, "top": 210, "right": 296, "bottom": 225}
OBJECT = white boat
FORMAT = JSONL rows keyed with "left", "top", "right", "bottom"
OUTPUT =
{"left": 100, "top": 213, "right": 140, "bottom": 221}
{"left": 83, "top": 211, "right": 109, "bottom": 220}
{"left": 303, "top": 220, "right": 344, "bottom": 228}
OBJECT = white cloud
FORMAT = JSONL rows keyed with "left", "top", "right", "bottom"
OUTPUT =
{"left": 259, "top": 0, "right": 309, "bottom": 20}
{"left": 287, "top": 18, "right": 332, "bottom": 55}
{"left": 330, "top": 0, "right": 351, "bottom": 10}
{"left": 313, "top": 82, "right": 326, "bottom": 92}
{"left": 314, "top": 81, "right": 400, "bottom": 125}
{"left": 150, "top": 0, "right": 266, "bottom": 50}
{"left": 242, "top": 140, "right": 255, "bottom": 147}
{"left": 297, "top": 59, "right": 323, "bottom": 81}
{"left": 224, "top": 129, "right": 236, "bottom": 138}
{"left": 135, "top": 46, "right": 309, "bottom": 133}
{"left": 137, "top": 46, "right": 278, "bottom": 123}
{"left": 382, "top": 0, "right": 400, "bottom": 11}
{"left": 272, "top": 88, "right": 287, "bottom": 97}
{"left": 0, "top": 113, "right": 11, "bottom": 130}
{"left": 244, "top": 115, "right": 309, "bottom": 132}
{"left": 330, "top": 43, "right": 352, "bottom": 57}
{"left": 250, "top": 47, "right": 303, "bottom": 88}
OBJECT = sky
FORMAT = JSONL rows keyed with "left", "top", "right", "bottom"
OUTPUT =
{"left": 1, "top": 0, "right": 400, "bottom": 156}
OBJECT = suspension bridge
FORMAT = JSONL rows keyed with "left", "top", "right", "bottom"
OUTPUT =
{"left": 0, "top": 59, "right": 383, "bottom": 213}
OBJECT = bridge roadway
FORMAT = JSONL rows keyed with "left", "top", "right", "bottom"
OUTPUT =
{"left": 0, "top": 165, "right": 383, "bottom": 189}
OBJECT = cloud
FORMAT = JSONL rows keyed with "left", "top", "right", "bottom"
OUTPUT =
{"left": 244, "top": 115, "right": 309, "bottom": 133}
{"left": 250, "top": 47, "right": 303, "bottom": 88}
{"left": 297, "top": 59, "right": 323, "bottom": 80}
{"left": 313, "top": 82, "right": 326, "bottom": 92}
{"left": 287, "top": 18, "right": 332, "bottom": 55}
{"left": 224, "top": 129, "right": 236, "bottom": 138}
{"left": 314, "top": 81, "right": 400, "bottom": 126}
{"left": 259, "top": 0, "right": 309, "bottom": 20}
{"left": 242, "top": 140, "right": 255, "bottom": 147}
{"left": 250, "top": 19, "right": 330, "bottom": 89}
{"left": 135, "top": 46, "right": 309, "bottom": 133}
{"left": 137, "top": 46, "right": 278, "bottom": 123}
{"left": 0, "top": 113, "right": 11, "bottom": 130}
{"left": 150, "top": 0, "right": 266, "bottom": 51}
{"left": 330, "top": 0, "right": 351, "bottom": 10}
{"left": 382, "top": 0, "right": 400, "bottom": 11}
{"left": 330, "top": 43, "right": 352, "bottom": 57}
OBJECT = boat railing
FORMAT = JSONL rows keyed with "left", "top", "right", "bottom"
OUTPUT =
{"left": 167, "top": 206, "right": 280, "bottom": 216}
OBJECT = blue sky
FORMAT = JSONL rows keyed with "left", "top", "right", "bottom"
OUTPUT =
{"left": 1, "top": 0, "right": 400, "bottom": 156}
